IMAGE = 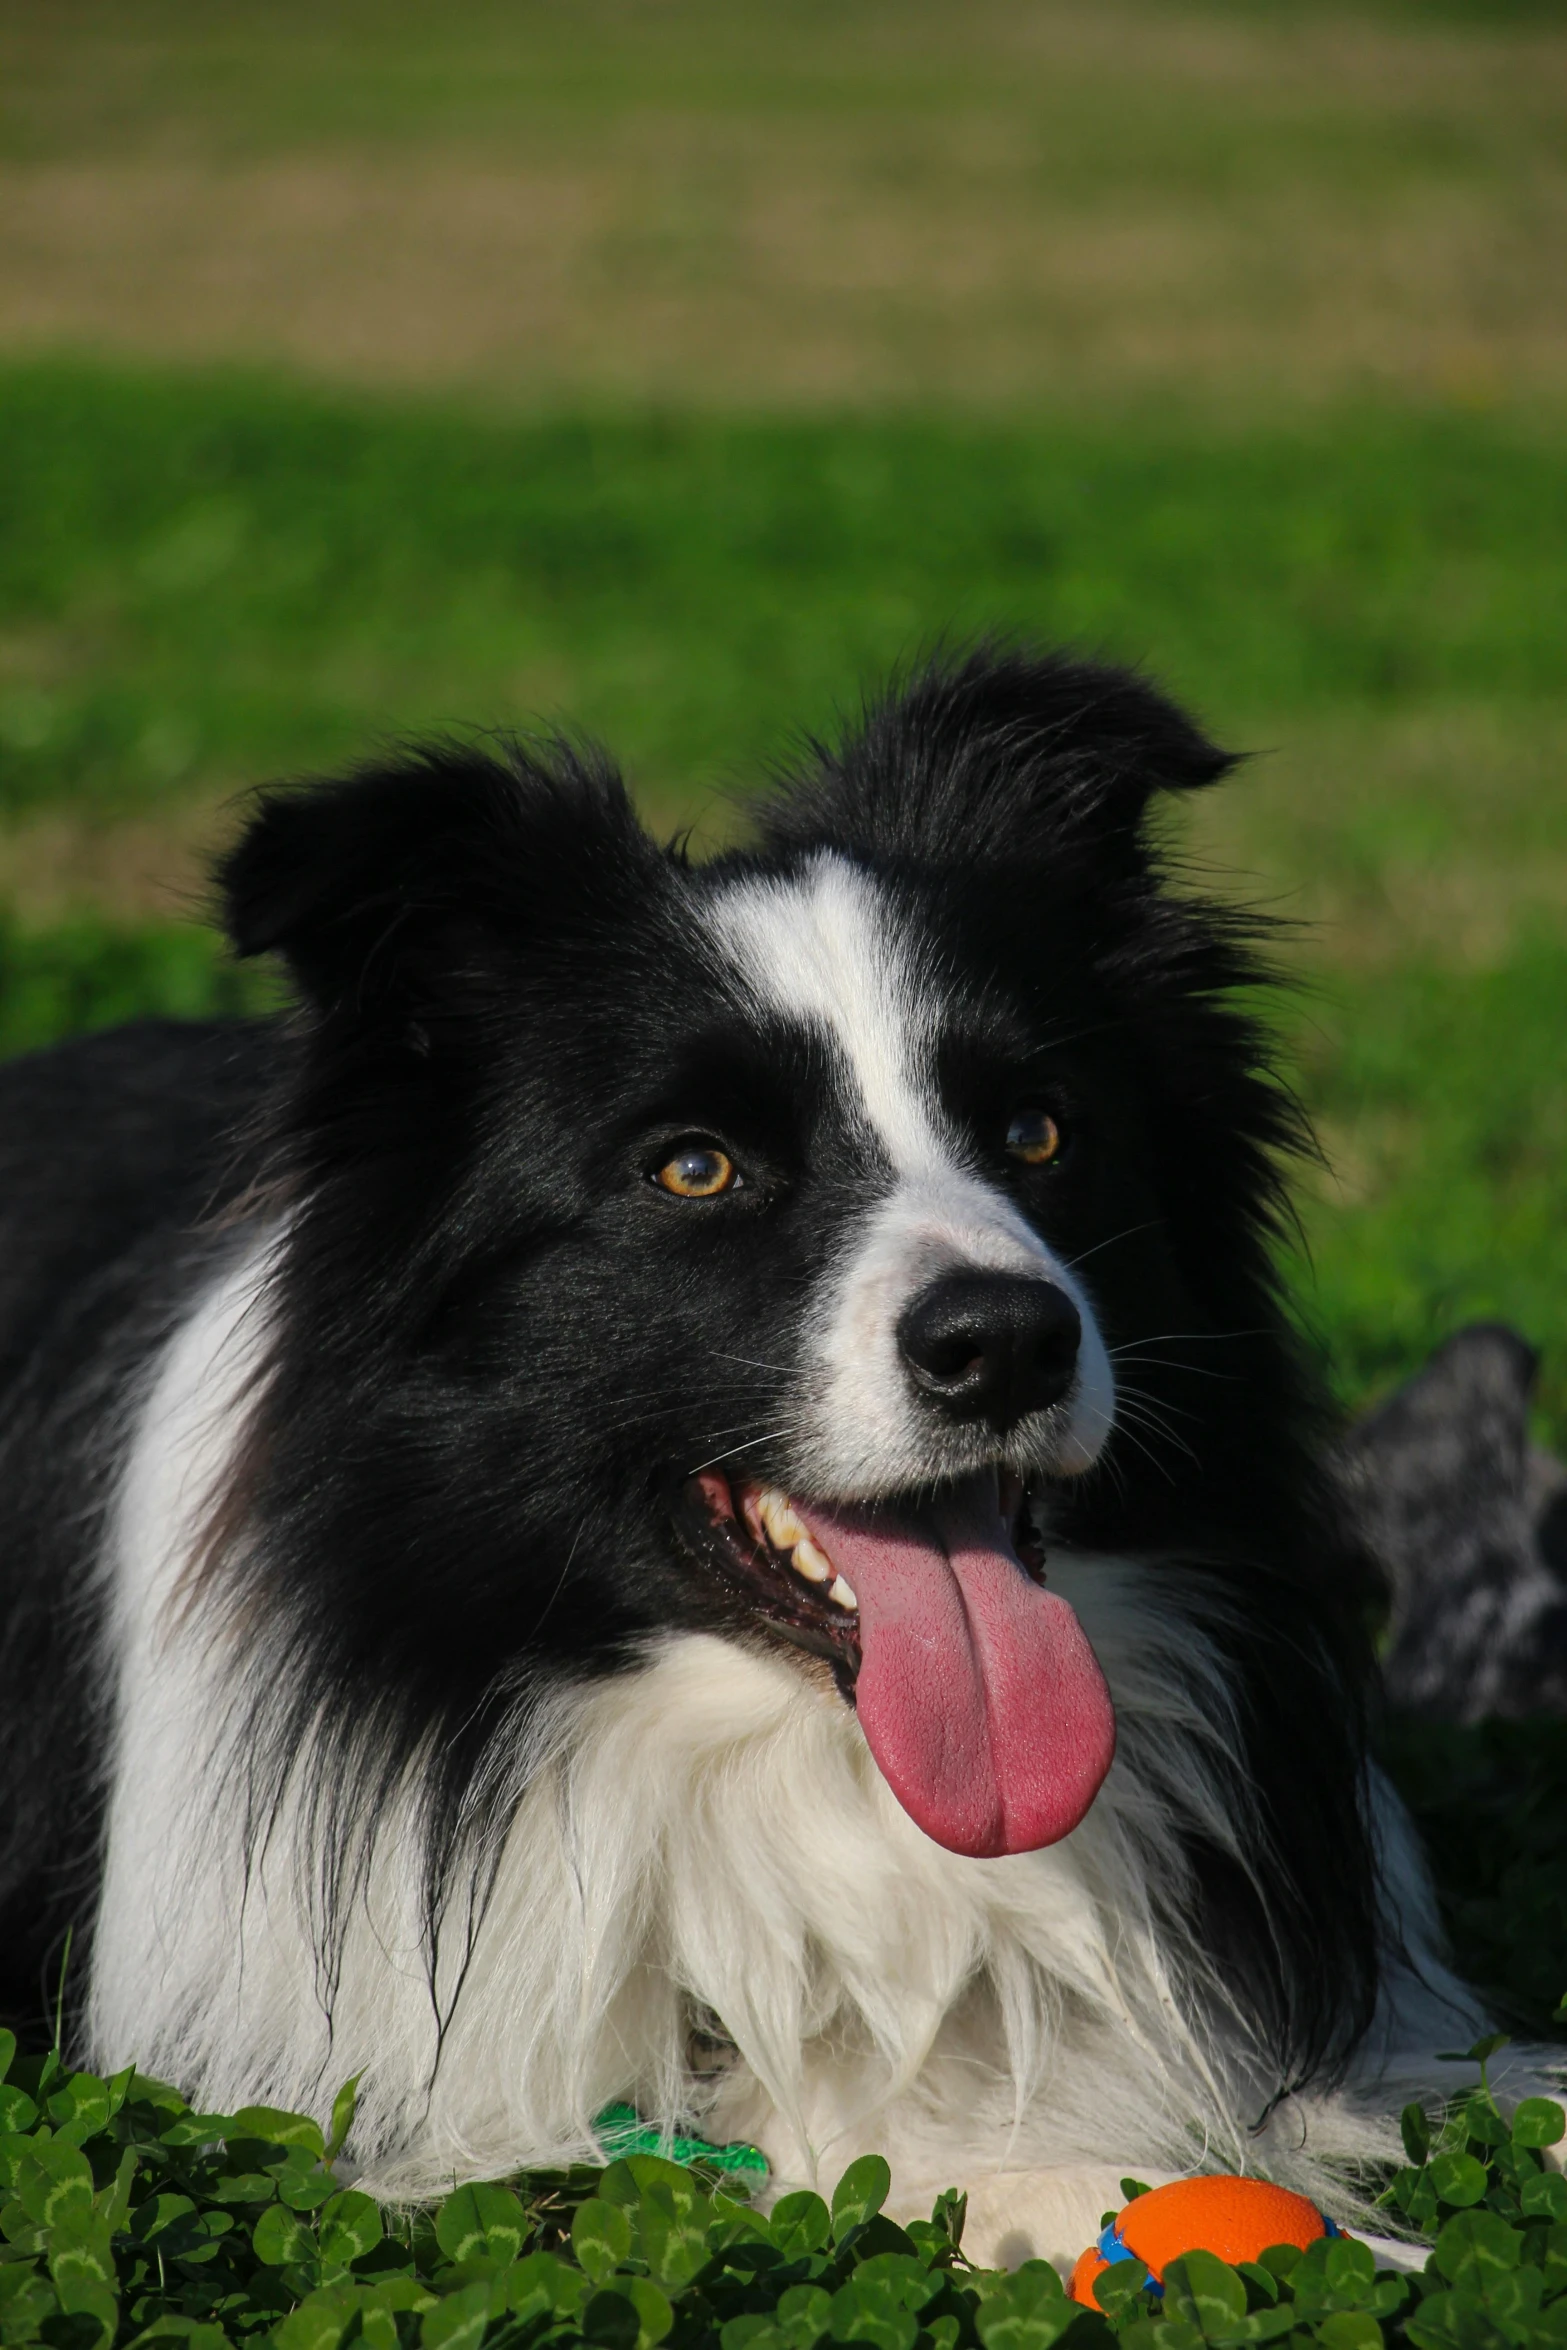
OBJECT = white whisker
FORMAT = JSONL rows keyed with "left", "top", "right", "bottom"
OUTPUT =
{"left": 687, "top": 1425, "right": 808, "bottom": 1475}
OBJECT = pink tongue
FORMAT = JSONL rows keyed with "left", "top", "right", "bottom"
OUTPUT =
{"left": 796, "top": 1483, "right": 1116, "bottom": 1858}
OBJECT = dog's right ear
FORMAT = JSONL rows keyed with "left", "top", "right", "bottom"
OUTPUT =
{"left": 220, "top": 738, "right": 652, "bottom": 1030}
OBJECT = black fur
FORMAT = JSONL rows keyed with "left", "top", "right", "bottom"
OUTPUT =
{"left": 0, "top": 1021, "right": 272, "bottom": 2029}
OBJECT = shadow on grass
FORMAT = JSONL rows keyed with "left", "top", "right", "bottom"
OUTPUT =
{"left": 1380, "top": 1714, "right": 1567, "bottom": 2044}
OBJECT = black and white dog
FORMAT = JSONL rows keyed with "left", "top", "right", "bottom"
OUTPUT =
{"left": 0, "top": 650, "right": 1493, "bottom": 2262}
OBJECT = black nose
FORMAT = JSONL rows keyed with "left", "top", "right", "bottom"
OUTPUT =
{"left": 897, "top": 1272, "right": 1082, "bottom": 1432}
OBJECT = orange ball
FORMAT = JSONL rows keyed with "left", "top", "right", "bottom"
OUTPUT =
{"left": 1069, "top": 2176, "right": 1334, "bottom": 2307}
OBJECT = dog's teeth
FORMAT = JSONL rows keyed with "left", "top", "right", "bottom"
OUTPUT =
{"left": 792, "top": 1534, "right": 832, "bottom": 1584}
{"left": 742, "top": 1487, "right": 792, "bottom": 1548}
{"left": 743, "top": 1487, "right": 849, "bottom": 1604}
{"left": 756, "top": 1488, "right": 806, "bottom": 1552}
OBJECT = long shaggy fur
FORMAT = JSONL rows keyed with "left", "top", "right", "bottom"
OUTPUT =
{"left": 0, "top": 647, "right": 1509, "bottom": 2265}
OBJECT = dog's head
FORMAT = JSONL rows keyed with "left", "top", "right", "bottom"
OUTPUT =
{"left": 220, "top": 649, "right": 1314, "bottom": 1859}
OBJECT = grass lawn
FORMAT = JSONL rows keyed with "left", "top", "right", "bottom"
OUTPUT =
{"left": 0, "top": 0, "right": 1563, "bottom": 2055}
{"left": 3, "top": 0, "right": 1565, "bottom": 413}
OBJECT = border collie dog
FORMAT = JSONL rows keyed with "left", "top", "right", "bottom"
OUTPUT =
{"left": 0, "top": 651, "right": 1487, "bottom": 2262}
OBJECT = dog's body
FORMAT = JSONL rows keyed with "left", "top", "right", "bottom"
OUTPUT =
{"left": 0, "top": 654, "right": 1494, "bottom": 2263}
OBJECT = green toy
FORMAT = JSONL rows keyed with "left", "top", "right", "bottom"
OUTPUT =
{"left": 593, "top": 2101, "right": 769, "bottom": 2179}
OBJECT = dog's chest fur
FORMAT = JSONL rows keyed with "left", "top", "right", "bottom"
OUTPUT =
{"left": 91, "top": 1244, "right": 1468, "bottom": 2258}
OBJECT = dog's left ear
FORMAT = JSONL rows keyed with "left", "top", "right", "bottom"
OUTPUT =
{"left": 760, "top": 646, "right": 1234, "bottom": 872}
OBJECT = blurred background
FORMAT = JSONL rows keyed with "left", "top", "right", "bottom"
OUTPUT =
{"left": 1, "top": 0, "right": 1564, "bottom": 2004}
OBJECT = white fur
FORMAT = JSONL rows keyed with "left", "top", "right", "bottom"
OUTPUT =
{"left": 90, "top": 1244, "right": 1488, "bottom": 2271}
{"left": 706, "top": 854, "right": 1115, "bottom": 1494}
{"left": 708, "top": 855, "right": 943, "bottom": 1183}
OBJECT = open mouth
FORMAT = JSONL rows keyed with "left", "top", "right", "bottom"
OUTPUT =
{"left": 679, "top": 1467, "right": 1044, "bottom": 1664}
{"left": 675, "top": 1464, "right": 1116, "bottom": 1860}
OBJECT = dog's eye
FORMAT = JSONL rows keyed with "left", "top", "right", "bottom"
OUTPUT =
{"left": 655, "top": 1144, "right": 737, "bottom": 1199}
{"left": 1006, "top": 1107, "right": 1063, "bottom": 1166}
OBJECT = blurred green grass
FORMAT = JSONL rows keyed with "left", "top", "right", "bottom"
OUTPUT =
{"left": 9, "top": 0, "right": 1562, "bottom": 164}
{"left": 0, "top": 915, "right": 274, "bottom": 1061}
{"left": 1286, "top": 944, "right": 1567, "bottom": 1442}
{"left": 4, "top": 0, "right": 1564, "bottom": 415}
{"left": 0, "top": 359, "right": 1562, "bottom": 1444}
{"left": 4, "top": 362, "right": 1566, "bottom": 810}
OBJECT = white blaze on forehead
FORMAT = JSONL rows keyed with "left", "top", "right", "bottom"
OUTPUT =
{"left": 705, "top": 851, "right": 1116, "bottom": 1493}
{"left": 706, "top": 852, "right": 948, "bottom": 1178}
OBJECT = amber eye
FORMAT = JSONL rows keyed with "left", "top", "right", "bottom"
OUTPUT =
{"left": 655, "top": 1144, "right": 737, "bottom": 1199}
{"left": 1006, "top": 1106, "right": 1063, "bottom": 1166}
